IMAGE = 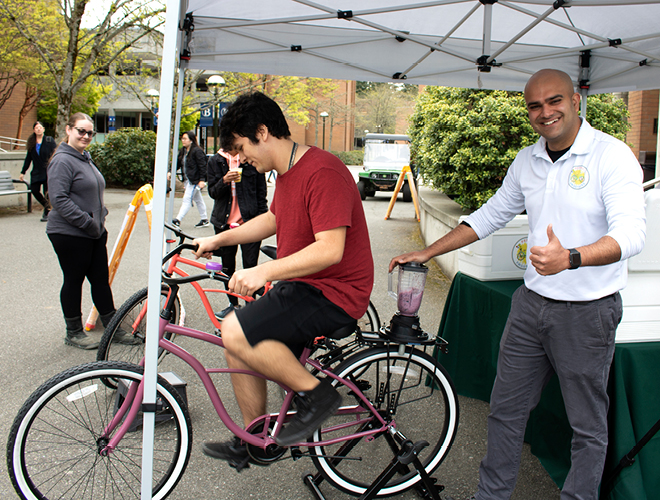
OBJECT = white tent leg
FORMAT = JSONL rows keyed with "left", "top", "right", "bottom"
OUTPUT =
{"left": 141, "top": 0, "right": 181, "bottom": 497}
{"left": 167, "top": 66, "right": 187, "bottom": 232}
{"left": 581, "top": 88, "right": 588, "bottom": 118}
{"left": 656, "top": 93, "right": 660, "bottom": 180}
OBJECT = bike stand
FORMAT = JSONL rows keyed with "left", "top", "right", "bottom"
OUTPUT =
{"left": 303, "top": 439, "right": 444, "bottom": 500}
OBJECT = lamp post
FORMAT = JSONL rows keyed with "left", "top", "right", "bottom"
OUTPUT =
{"left": 146, "top": 89, "right": 159, "bottom": 130}
{"left": 207, "top": 75, "right": 226, "bottom": 152}
{"left": 320, "top": 111, "right": 329, "bottom": 150}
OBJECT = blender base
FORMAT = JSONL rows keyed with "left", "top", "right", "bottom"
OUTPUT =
{"left": 381, "top": 313, "right": 429, "bottom": 344}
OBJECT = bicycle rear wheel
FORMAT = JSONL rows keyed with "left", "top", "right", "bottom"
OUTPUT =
{"left": 310, "top": 346, "right": 458, "bottom": 497}
{"left": 97, "top": 285, "right": 181, "bottom": 375}
{"left": 7, "top": 361, "right": 192, "bottom": 500}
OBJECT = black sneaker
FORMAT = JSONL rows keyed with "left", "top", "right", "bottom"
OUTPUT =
{"left": 202, "top": 436, "right": 252, "bottom": 471}
{"left": 172, "top": 219, "right": 180, "bottom": 227}
{"left": 195, "top": 219, "right": 210, "bottom": 228}
{"left": 274, "top": 378, "right": 342, "bottom": 446}
{"left": 214, "top": 304, "right": 238, "bottom": 322}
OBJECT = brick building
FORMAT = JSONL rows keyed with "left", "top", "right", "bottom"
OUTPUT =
{"left": 626, "top": 89, "right": 659, "bottom": 182}
{"left": 0, "top": 80, "right": 38, "bottom": 150}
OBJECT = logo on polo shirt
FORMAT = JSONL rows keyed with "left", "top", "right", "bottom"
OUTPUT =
{"left": 568, "top": 165, "right": 589, "bottom": 190}
{"left": 512, "top": 237, "right": 528, "bottom": 270}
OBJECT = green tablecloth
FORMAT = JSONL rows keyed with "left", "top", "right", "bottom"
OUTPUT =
{"left": 436, "top": 272, "right": 660, "bottom": 498}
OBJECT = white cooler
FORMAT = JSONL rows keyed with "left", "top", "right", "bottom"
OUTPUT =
{"left": 458, "top": 215, "right": 529, "bottom": 281}
{"left": 617, "top": 189, "right": 660, "bottom": 343}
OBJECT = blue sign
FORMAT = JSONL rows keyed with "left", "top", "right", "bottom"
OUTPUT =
{"left": 152, "top": 107, "right": 158, "bottom": 127}
{"left": 218, "top": 102, "right": 229, "bottom": 123}
{"left": 108, "top": 116, "right": 116, "bottom": 132}
{"left": 199, "top": 106, "right": 213, "bottom": 127}
{"left": 200, "top": 102, "right": 230, "bottom": 128}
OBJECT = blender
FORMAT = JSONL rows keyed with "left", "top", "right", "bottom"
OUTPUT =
{"left": 384, "top": 262, "right": 429, "bottom": 343}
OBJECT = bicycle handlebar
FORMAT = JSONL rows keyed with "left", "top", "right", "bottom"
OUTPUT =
{"left": 162, "top": 242, "right": 199, "bottom": 266}
{"left": 161, "top": 228, "right": 266, "bottom": 297}
{"left": 164, "top": 222, "right": 197, "bottom": 243}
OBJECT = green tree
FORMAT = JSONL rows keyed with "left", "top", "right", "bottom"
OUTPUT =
{"left": 355, "top": 83, "right": 414, "bottom": 136}
{"left": 410, "top": 87, "right": 630, "bottom": 210}
{"left": 0, "top": 2, "right": 58, "bottom": 139}
{"left": 37, "top": 80, "right": 107, "bottom": 135}
{"left": 0, "top": 0, "right": 165, "bottom": 138}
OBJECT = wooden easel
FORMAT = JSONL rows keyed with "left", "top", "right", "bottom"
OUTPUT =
{"left": 384, "top": 165, "right": 420, "bottom": 221}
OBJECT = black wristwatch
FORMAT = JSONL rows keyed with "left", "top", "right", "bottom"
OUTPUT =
{"left": 568, "top": 248, "right": 581, "bottom": 270}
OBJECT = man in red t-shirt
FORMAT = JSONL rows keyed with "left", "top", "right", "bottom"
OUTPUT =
{"left": 194, "top": 92, "right": 374, "bottom": 470}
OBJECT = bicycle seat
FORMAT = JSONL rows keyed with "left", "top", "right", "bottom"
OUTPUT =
{"left": 260, "top": 245, "right": 277, "bottom": 260}
{"left": 325, "top": 320, "right": 358, "bottom": 340}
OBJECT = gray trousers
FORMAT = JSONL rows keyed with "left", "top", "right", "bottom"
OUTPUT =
{"left": 476, "top": 286, "right": 622, "bottom": 500}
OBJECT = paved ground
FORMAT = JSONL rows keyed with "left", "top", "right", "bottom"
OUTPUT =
{"left": 0, "top": 170, "right": 559, "bottom": 499}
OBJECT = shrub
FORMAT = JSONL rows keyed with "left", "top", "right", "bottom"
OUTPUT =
{"left": 88, "top": 128, "right": 157, "bottom": 187}
{"left": 333, "top": 149, "right": 363, "bottom": 166}
{"left": 409, "top": 87, "right": 630, "bottom": 210}
{"left": 409, "top": 87, "right": 536, "bottom": 210}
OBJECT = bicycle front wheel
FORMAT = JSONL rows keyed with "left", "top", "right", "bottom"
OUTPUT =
{"left": 97, "top": 285, "right": 181, "bottom": 370}
{"left": 310, "top": 346, "right": 458, "bottom": 497}
{"left": 7, "top": 361, "right": 192, "bottom": 500}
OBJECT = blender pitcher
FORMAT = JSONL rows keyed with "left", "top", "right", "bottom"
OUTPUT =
{"left": 388, "top": 262, "right": 428, "bottom": 316}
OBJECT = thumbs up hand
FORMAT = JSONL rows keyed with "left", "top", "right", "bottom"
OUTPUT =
{"left": 529, "top": 224, "right": 570, "bottom": 276}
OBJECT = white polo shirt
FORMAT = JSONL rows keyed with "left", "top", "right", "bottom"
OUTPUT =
{"left": 466, "top": 119, "right": 646, "bottom": 301}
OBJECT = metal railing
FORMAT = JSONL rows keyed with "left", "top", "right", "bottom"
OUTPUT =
{"left": 0, "top": 136, "right": 27, "bottom": 152}
{"left": 643, "top": 177, "right": 660, "bottom": 190}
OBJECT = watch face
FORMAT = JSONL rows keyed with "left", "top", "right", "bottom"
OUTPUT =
{"left": 569, "top": 249, "right": 581, "bottom": 269}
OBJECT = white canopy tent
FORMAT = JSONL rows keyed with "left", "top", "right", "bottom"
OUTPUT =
{"left": 141, "top": 0, "right": 660, "bottom": 496}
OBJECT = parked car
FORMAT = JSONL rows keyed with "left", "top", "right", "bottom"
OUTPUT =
{"left": 357, "top": 133, "right": 415, "bottom": 202}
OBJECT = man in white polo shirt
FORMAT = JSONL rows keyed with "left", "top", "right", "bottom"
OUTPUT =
{"left": 390, "top": 69, "right": 646, "bottom": 499}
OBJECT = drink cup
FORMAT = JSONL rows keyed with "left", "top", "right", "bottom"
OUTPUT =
{"left": 235, "top": 167, "right": 243, "bottom": 182}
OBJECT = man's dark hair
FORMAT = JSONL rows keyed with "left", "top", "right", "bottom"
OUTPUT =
{"left": 219, "top": 92, "right": 291, "bottom": 151}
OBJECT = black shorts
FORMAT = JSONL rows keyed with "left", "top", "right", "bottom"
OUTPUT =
{"left": 235, "top": 281, "right": 354, "bottom": 356}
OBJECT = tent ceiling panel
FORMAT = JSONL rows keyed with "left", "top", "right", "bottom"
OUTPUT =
{"left": 185, "top": 0, "right": 660, "bottom": 94}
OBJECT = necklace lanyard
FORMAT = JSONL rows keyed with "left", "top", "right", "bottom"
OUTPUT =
{"left": 288, "top": 142, "right": 298, "bottom": 171}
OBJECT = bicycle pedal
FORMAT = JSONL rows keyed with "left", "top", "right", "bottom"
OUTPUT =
{"left": 291, "top": 446, "right": 303, "bottom": 461}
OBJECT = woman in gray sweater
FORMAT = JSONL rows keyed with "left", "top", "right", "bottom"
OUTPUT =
{"left": 46, "top": 113, "right": 122, "bottom": 349}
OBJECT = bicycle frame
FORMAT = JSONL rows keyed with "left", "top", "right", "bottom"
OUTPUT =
{"left": 163, "top": 250, "right": 265, "bottom": 330}
{"left": 123, "top": 238, "right": 273, "bottom": 336}
{"left": 102, "top": 299, "right": 392, "bottom": 456}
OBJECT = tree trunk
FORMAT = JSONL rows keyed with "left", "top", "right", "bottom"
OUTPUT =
{"left": 16, "top": 85, "right": 38, "bottom": 146}
{"left": 56, "top": 91, "right": 74, "bottom": 140}
{"left": 328, "top": 115, "right": 334, "bottom": 152}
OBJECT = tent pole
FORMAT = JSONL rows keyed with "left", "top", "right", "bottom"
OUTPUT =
{"left": 581, "top": 88, "right": 588, "bottom": 118}
{"left": 656, "top": 92, "right": 660, "bottom": 180}
{"left": 167, "top": 64, "right": 187, "bottom": 231}
{"left": 482, "top": 2, "right": 492, "bottom": 58}
{"left": 141, "top": 0, "right": 181, "bottom": 497}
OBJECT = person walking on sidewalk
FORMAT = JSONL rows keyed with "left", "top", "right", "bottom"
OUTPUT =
{"left": 173, "top": 130, "right": 209, "bottom": 228}
{"left": 20, "top": 121, "right": 56, "bottom": 222}
{"left": 207, "top": 149, "right": 268, "bottom": 320}
{"left": 194, "top": 92, "right": 374, "bottom": 470}
{"left": 392, "top": 69, "right": 646, "bottom": 500}
{"left": 46, "top": 113, "right": 125, "bottom": 350}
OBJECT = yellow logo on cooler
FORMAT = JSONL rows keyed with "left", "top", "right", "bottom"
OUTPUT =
{"left": 512, "top": 237, "right": 528, "bottom": 270}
